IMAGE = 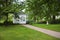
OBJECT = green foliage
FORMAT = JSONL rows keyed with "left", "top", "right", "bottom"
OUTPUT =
{"left": 49, "top": 19, "right": 60, "bottom": 24}
{"left": 0, "top": 16, "right": 6, "bottom": 23}
{"left": 25, "top": 0, "right": 60, "bottom": 22}
{"left": 0, "top": 0, "right": 25, "bottom": 24}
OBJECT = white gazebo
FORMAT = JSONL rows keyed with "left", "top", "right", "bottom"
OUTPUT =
{"left": 13, "top": 12, "right": 27, "bottom": 24}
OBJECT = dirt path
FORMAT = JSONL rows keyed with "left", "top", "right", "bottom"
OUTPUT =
{"left": 23, "top": 24, "right": 60, "bottom": 38}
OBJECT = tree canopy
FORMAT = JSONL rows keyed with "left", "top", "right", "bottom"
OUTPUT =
{"left": 0, "top": 0, "right": 25, "bottom": 24}
{"left": 25, "top": 0, "right": 60, "bottom": 23}
{"left": 0, "top": 0, "right": 60, "bottom": 24}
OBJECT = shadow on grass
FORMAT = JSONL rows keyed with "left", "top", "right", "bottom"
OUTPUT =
{"left": 0, "top": 23, "right": 21, "bottom": 27}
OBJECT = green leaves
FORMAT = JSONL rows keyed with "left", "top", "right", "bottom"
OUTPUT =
{"left": 25, "top": 0, "right": 60, "bottom": 22}
{"left": 0, "top": 0, "right": 25, "bottom": 23}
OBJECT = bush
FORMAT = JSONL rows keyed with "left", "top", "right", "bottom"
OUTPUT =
{"left": 37, "top": 21, "right": 46, "bottom": 24}
{"left": 4, "top": 21, "right": 13, "bottom": 25}
{"left": 26, "top": 20, "right": 35, "bottom": 24}
{"left": 49, "top": 19, "right": 60, "bottom": 24}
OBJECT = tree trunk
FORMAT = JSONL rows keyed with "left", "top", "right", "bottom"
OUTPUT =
{"left": 4, "top": 0, "right": 9, "bottom": 25}
{"left": 6, "top": 13, "right": 8, "bottom": 22}
{"left": 53, "top": 15, "right": 56, "bottom": 20}
{"left": 4, "top": 13, "right": 9, "bottom": 25}
{"left": 52, "top": 15, "right": 56, "bottom": 23}
{"left": 34, "top": 16, "right": 37, "bottom": 23}
{"left": 46, "top": 21, "right": 49, "bottom": 25}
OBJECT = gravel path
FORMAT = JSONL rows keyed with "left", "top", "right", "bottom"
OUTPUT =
{"left": 23, "top": 24, "right": 60, "bottom": 38}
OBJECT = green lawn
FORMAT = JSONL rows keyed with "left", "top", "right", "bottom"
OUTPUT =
{"left": 0, "top": 25, "right": 60, "bottom": 40}
{"left": 32, "top": 24, "right": 60, "bottom": 32}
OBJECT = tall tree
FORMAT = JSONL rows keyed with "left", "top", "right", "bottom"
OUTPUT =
{"left": 25, "top": 0, "right": 60, "bottom": 24}
{"left": 0, "top": 0, "right": 25, "bottom": 24}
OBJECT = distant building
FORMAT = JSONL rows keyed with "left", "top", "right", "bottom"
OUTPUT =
{"left": 13, "top": 11, "right": 27, "bottom": 24}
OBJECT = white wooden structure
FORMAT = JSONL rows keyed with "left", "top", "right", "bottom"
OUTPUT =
{"left": 13, "top": 12, "right": 27, "bottom": 24}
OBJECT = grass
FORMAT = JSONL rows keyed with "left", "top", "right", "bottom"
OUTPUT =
{"left": 0, "top": 25, "right": 60, "bottom": 40}
{"left": 32, "top": 24, "right": 60, "bottom": 32}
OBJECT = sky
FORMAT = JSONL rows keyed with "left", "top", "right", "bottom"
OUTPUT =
{"left": 17, "top": 0, "right": 25, "bottom": 2}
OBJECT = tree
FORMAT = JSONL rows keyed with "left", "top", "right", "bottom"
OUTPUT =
{"left": 25, "top": 0, "right": 60, "bottom": 24}
{"left": 25, "top": 0, "right": 43, "bottom": 22}
{"left": 0, "top": 0, "right": 25, "bottom": 24}
{"left": 43, "top": 0, "right": 60, "bottom": 24}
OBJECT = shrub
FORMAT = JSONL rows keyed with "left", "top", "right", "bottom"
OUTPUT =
{"left": 37, "top": 21, "right": 46, "bottom": 24}
{"left": 26, "top": 20, "right": 35, "bottom": 24}
{"left": 49, "top": 19, "right": 60, "bottom": 24}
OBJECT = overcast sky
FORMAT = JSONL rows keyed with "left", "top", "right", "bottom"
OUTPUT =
{"left": 18, "top": 0, "right": 25, "bottom": 2}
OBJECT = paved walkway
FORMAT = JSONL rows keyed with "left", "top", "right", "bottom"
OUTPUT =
{"left": 23, "top": 24, "right": 60, "bottom": 38}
